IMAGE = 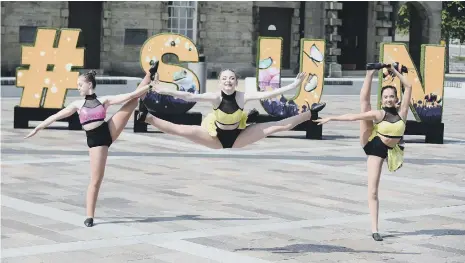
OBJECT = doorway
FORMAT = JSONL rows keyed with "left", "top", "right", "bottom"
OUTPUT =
{"left": 339, "top": 2, "right": 369, "bottom": 70}
{"left": 259, "top": 7, "right": 293, "bottom": 69}
{"left": 408, "top": 2, "right": 428, "bottom": 72}
{"left": 68, "top": 1, "right": 102, "bottom": 69}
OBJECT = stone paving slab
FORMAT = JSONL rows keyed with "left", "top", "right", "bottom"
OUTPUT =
{"left": 1, "top": 95, "right": 465, "bottom": 262}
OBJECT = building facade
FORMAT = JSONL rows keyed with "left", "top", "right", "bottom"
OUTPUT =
{"left": 1, "top": 1, "right": 442, "bottom": 78}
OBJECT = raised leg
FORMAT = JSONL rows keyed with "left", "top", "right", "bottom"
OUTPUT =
{"left": 232, "top": 110, "right": 312, "bottom": 148}
{"left": 367, "top": 155, "right": 384, "bottom": 239}
{"left": 107, "top": 98, "right": 139, "bottom": 141}
{"left": 144, "top": 114, "right": 223, "bottom": 149}
{"left": 360, "top": 70, "right": 376, "bottom": 146}
{"left": 85, "top": 146, "right": 109, "bottom": 226}
{"left": 107, "top": 73, "right": 152, "bottom": 141}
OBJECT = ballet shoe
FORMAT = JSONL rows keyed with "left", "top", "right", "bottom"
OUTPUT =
{"left": 136, "top": 109, "right": 149, "bottom": 123}
{"left": 247, "top": 108, "right": 259, "bottom": 123}
{"left": 310, "top": 102, "right": 326, "bottom": 113}
{"left": 84, "top": 218, "right": 94, "bottom": 227}
{"left": 149, "top": 60, "right": 159, "bottom": 81}
{"left": 136, "top": 99, "right": 149, "bottom": 123}
{"left": 366, "top": 63, "right": 390, "bottom": 70}
{"left": 372, "top": 232, "right": 383, "bottom": 241}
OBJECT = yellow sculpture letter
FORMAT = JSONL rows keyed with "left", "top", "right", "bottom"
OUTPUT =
{"left": 139, "top": 33, "right": 200, "bottom": 114}
{"left": 379, "top": 43, "right": 445, "bottom": 123}
{"left": 256, "top": 37, "right": 325, "bottom": 117}
{"left": 16, "top": 28, "right": 84, "bottom": 108}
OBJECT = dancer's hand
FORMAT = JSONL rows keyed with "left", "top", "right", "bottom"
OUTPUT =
{"left": 388, "top": 63, "right": 403, "bottom": 76}
{"left": 386, "top": 64, "right": 394, "bottom": 76}
{"left": 313, "top": 117, "right": 331, "bottom": 125}
{"left": 24, "top": 128, "right": 40, "bottom": 139}
{"left": 293, "top": 72, "right": 308, "bottom": 86}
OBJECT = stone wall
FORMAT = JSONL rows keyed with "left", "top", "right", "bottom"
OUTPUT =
{"left": 394, "top": 1, "right": 442, "bottom": 45}
{"left": 422, "top": 1, "right": 442, "bottom": 44}
{"left": 197, "top": 1, "right": 254, "bottom": 78}
{"left": 374, "top": 1, "right": 394, "bottom": 62}
{"left": 366, "top": 2, "right": 378, "bottom": 64}
{"left": 303, "top": 2, "right": 325, "bottom": 39}
{"left": 1, "top": 1, "right": 68, "bottom": 76}
{"left": 0, "top": 1, "right": 444, "bottom": 77}
{"left": 370, "top": 1, "right": 441, "bottom": 63}
{"left": 103, "top": 1, "right": 166, "bottom": 76}
{"left": 324, "top": 2, "right": 342, "bottom": 77}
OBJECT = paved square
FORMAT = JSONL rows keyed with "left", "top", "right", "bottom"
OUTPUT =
{"left": 2, "top": 93, "right": 465, "bottom": 263}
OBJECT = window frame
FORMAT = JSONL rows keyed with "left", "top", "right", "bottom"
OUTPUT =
{"left": 167, "top": 1, "right": 198, "bottom": 43}
{"left": 19, "top": 26, "right": 37, "bottom": 44}
{"left": 124, "top": 28, "right": 148, "bottom": 46}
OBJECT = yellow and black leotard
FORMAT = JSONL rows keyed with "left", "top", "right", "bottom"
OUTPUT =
{"left": 201, "top": 91, "right": 248, "bottom": 148}
{"left": 363, "top": 106, "right": 406, "bottom": 172}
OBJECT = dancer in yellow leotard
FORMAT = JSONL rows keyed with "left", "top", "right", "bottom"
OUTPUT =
{"left": 314, "top": 63, "right": 412, "bottom": 241}
{"left": 137, "top": 70, "right": 325, "bottom": 149}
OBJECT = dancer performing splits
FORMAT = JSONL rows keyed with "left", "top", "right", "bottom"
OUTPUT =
{"left": 137, "top": 69, "right": 326, "bottom": 149}
{"left": 314, "top": 63, "right": 412, "bottom": 241}
{"left": 24, "top": 65, "right": 159, "bottom": 227}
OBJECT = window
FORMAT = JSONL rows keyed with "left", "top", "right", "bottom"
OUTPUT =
{"left": 124, "top": 29, "right": 148, "bottom": 45}
{"left": 168, "top": 1, "right": 197, "bottom": 42}
{"left": 19, "top": 26, "right": 37, "bottom": 43}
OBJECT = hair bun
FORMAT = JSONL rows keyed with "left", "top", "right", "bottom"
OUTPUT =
{"left": 89, "top": 70, "right": 97, "bottom": 77}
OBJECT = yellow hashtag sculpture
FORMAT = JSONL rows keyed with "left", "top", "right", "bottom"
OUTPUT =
{"left": 16, "top": 28, "right": 84, "bottom": 108}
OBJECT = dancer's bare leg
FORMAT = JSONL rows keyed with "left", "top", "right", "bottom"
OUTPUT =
{"left": 86, "top": 146, "right": 108, "bottom": 221}
{"left": 367, "top": 156, "right": 383, "bottom": 234}
{"left": 360, "top": 70, "right": 376, "bottom": 146}
{"left": 144, "top": 114, "right": 223, "bottom": 149}
{"left": 360, "top": 69, "right": 384, "bottom": 240}
{"left": 107, "top": 73, "right": 152, "bottom": 141}
{"left": 107, "top": 99, "right": 139, "bottom": 141}
{"left": 232, "top": 111, "right": 312, "bottom": 148}
{"left": 85, "top": 74, "right": 152, "bottom": 227}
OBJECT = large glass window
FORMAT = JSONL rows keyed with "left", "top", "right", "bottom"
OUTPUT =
{"left": 168, "top": 1, "right": 197, "bottom": 42}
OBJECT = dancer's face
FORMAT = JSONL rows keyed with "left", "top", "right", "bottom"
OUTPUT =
{"left": 219, "top": 70, "right": 237, "bottom": 93}
{"left": 381, "top": 88, "right": 398, "bottom": 108}
{"left": 77, "top": 76, "right": 93, "bottom": 96}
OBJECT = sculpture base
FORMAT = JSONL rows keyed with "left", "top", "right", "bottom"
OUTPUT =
{"left": 405, "top": 120, "right": 444, "bottom": 144}
{"left": 246, "top": 111, "right": 322, "bottom": 140}
{"left": 133, "top": 110, "right": 203, "bottom": 133}
{"left": 14, "top": 106, "right": 82, "bottom": 130}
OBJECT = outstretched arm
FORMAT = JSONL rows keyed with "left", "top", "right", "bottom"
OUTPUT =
{"left": 244, "top": 72, "right": 307, "bottom": 102}
{"left": 313, "top": 110, "right": 383, "bottom": 125}
{"left": 103, "top": 72, "right": 155, "bottom": 106}
{"left": 24, "top": 102, "right": 79, "bottom": 138}
{"left": 104, "top": 81, "right": 155, "bottom": 106}
{"left": 390, "top": 66, "right": 412, "bottom": 120}
{"left": 154, "top": 86, "right": 220, "bottom": 103}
